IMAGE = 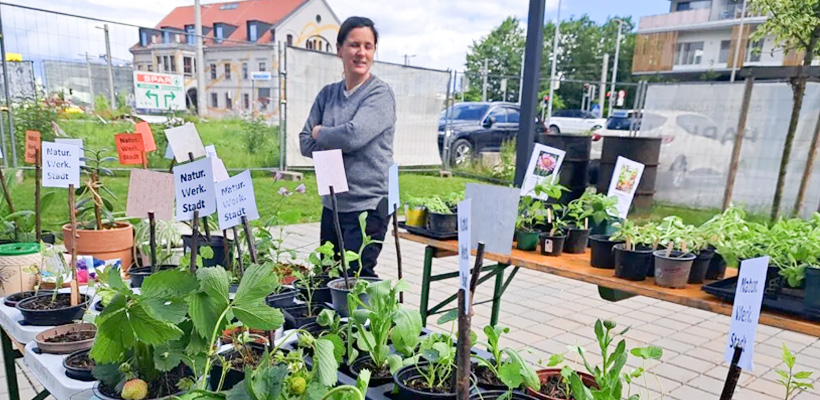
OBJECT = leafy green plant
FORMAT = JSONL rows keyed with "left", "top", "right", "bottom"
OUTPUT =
{"left": 610, "top": 220, "right": 645, "bottom": 251}
{"left": 423, "top": 196, "right": 454, "bottom": 214}
{"left": 75, "top": 148, "right": 120, "bottom": 230}
{"left": 578, "top": 189, "right": 619, "bottom": 226}
{"left": 776, "top": 343, "right": 814, "bottom": 400}
{"left": 474, "top": 325, "right": 540, "bottom": 396}
{"left": 564, "top": 197, "right": 593, "bottom": 229}
{"left": 296, "top": 242, "right": 339, "bottom": 313}
{"left": 411, "top": 332, "right": 457, "bottom": 391}
{"left": 656, "top": 216, "right": 696, "bottom": 254}
{"left": 134, "top": 219, "right": 183, "bottom": 265}
{"left": 180, "top": 246, "right": 215, "bottom": 270}
{"left": 517, "top": 196, "right": 547, "bottom": 232}
{"left": 13, "top": 98, "right": 57, "bottom": 158}
{"left": 240, "top": 115, "right": 273, "bottom": 155}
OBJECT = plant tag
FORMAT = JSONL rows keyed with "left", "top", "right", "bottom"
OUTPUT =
{"left": 543, "top": 239, "right": 553, "bottom": 253}
{"left": 134, "top": 121, "right": 157, "bottom": 152}
{"left": 55, "top": 138, "right": 85, "bottom": 166}
{"left": 465, "top": 183, "right": 519, "bottom": 256}
{"left": 387, "top": 163, "right": 399, "bottom": 215}
{"left": 457, "top": 199, "right": 472, "bottom": 311}
{"left": 164, "top": 145, "right": 174, "bottom": 160}
{"left": 41, "top": 142, "right": 80, "bottom": 188}
{"left": 547, "top": 208, "right": 553, "bottom": 224}
{"left": 114, "top": 133, "right": 145, "bottom": 165}
{"left": 215, "top": 170, "right": 260, "bottom": 231}
{"left": 725, "top": 256, "right": 769, "bottom": 370}
{"left": 205, "top": 144, "right": 218, "bottom": 158}
{"left": 211, "top": 157, "right": 229, "bottom": 183}
{"left": 606, "top": 156, "right": 645, "bottom": 218}
{"left": 520, "top": 144, "right": 566, "bottom": 200}
{"left": 173, "top": 157, "right": 216, "bottom": 221}
{"left": 165, "top": 123, "right": 206, "bottom": 162}
{"left": 25, "top": 130, "right": 41, "bottom": 164}
{"left": 51, "top": 121, "right": 67, "bottom": 137}
{"left": 313, "top": 149, "right": 349, "bottom": 196}
{"left": 126, "top": 169, "right": 175, "bottom": 221}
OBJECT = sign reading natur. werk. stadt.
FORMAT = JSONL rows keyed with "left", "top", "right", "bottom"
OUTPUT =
{"left": 133, "top": 71, "right": 186, "bottom": 111}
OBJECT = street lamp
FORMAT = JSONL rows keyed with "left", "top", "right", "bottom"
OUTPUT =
{"left": 608, "top": 18, "right": 624, "bottom": 118}
{"left": 403, "top": 54, "right": 416, "bottom": 66}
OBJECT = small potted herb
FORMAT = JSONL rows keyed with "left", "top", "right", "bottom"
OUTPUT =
{"left": 131, "top": 219, "right": 183, "bottom": 284}
{"left": 285, "top": 243, "right": 335, "bottom": 328}
{"left": 404, "top": 196, "right": 428, "bottom": 228}
{"left": 473, "top": 325, "right": 540, "bottom": 395}
{"left": 328, "top": 213, "right": 383, "bottom": 316}
{"left": 394, "top": 332, "right": 474, "bottom": 400}
{"left": 540, "top": 215, "right": 567, "bottom": 257}
{"left": 16, "top": 245, "right": 89, "bottom": 326}
{"left": 581, "top": 190, "right": 619, "bottom": 236}
{"left": 610, "top": 220, "right": 655, "bottom": 281}
{"left": 653, "top": 216, "right": 696, "bottom": 289}
{"left": 210, "top": 323, "right": 269, "bottom": 390}
{"left": 561, "top": 197, "right": 592, "bottom": 254}
{"left": 424, "top": 195, "right": 458, "bottom": 234}
{"left": 686, "top": 223, "right": 716, "bottom": 284}
{"left": 516, "top": 196, "right": 546, "bottom": 252}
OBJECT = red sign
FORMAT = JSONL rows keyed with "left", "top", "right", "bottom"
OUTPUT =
{"left": 135, "top": 73, "right": 173, "bottom": 85}
{"left": 114, "top": 133, "right": 145, "bottom": 165}
{"left": 25, "top": 130, "right": 41, "bottom": 164}
{"left": 134, "top": 122, "right": 157, "bottom": 152}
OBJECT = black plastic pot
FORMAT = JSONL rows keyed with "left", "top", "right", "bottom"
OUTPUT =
{"left": 129, "top": 265, "right": 177, "bottom": 288}
{"left": 613, "top": 244, "right": 654, "bottom": 281}
{"left": 294, "top": 275, "right": 332, "bottom": 305}
{"left": 590, "top": 219, "right": 619, "bottom": 236}
{"left": 688, "top": 248, "right": 715, "bottom": 284}
{"left": 474, "top": 364, "right": 507, "bottom": 391}
{"left": 328, "top": 277, "right": 380, "bottom": 317}
{"left": 804, "top": 267, "right": 820, "bottom": 310}
{"left": 209, "top": 343, "right": 268, "bottom": 391}
{"left": 282, "top": 304, "right": 330, "bottom": 329}
{"left": 3, "top": 290, "right": 54, "bottom": 308}
{"left": 589, "top": 234, "right": 624, "bottom": 269}
{"left": 41, "top": 231, "right": 56, "bottom": 245}
{"left": 705, "top": 249, "right": 727, "bottom": 280}
{"left": 349, "top": 355, "right": 393, "bottom": 387}
{"left": 471, "top": 391, "right": 541, "bottom": 400}
{"left": 540, "top": 234, "right": 565, "bottom": 257}
{"left": 394, "top": 362, "right": 476, "bottom": 400}
{"left": 563, "top": 228, "right": 590, "bottom": 254}
{"left": 182, "top": 234, "right": 233, "bottom": 268}
{"left": 63, "top": 349, "right": 95, "bottom": 381}
{"left": 653, "top": 251, "right": 695, "bottom": 289}
{"left": 265, "top": 287, "right": 298, "bottom": 309}
{"left": 426, "top": 212, "right": 458, "bottom": 234}
{"left": 16, "top": 294, "right": 90, "bottom": 326}
{"left": 764, "top": 266, "right": 785, "bottom": 300}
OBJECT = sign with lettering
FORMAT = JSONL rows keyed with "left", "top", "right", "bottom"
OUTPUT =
{"left": 457, "top": 198, "right": 472, "bottom": 311}
{"left": 165, "top": 123, "right": 206, "bottom": 162}
{"left": 215, "top": 170, "right": 259, "bottom": 231}
{"left": 55, "top": 138, "right": 85, "bottom": 166}
{"left": 725, "top": 256, "right": 769, "bottom": 370}
{"left": 388, "top": 163, "right": 399, "bottom": 215}
{"left": 251, "top": 71, "right": 272, "bottom": 81}
{"left": 25, "top": 130, "right": 40, "bottom": 164}
{"left": 114, "top": 134, "right": 145, "bottom": 165}
{"left": 520, "top": 143, "right": 566, "bottom": 200}
{"left": 126, "top": 169, "right": 175, "bottom": 221}
{"left": 41, "top": 142, "right": 80, "bottom": 188}
{"left": 313, "top": 150, "right": 349, "bottom": 196}
{"left": 134, "top": 121, "right": 157, "bottom": 152}
{"left": 607, "top": 156, "right": 645, "bottom": 218}
{"left": 173, "top": 157, "right": 216, "bottom": 221}
{"left": 133, "top": 71, "right": 185, "bottom": 111}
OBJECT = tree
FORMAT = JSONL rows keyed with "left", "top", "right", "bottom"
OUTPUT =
{"left": 748, "top": 0, "right": 820, "bottom": 218}
{"left": 464, "top": 17, "right": 525, "bottom": 102}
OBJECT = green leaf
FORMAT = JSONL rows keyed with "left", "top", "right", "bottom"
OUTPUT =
{"left": 141, "top": 297, "right": 189, "bottom": 324}
{"left": 127, "top": 302, "right": 185, "bottom": 345}
{"left": 141, "top": 269, "right": 198, "bottom": 300}
{"left": 630, "top": 346, "right": 663, "bottom": 360}
{"left": 437, "top": 309, "right": 459, "bottom": 324}
{"left": 355, "top": 368, "right": 371, "bottom": 395}
{"left": 391, "top": 308, "right": 422, "bottom": 356}
{"left": 234, "top": 264, "right": 278, "bottom": 306}
{"left": 233, "top": 301, "right": 284, "bottom": 331}
{"left": 89, "top": 329, "right": 126, "bottom": 364}
{"left": 314, "top": 338, "right": 340, "bottom": 387}
{"left": 189, "top": 291, "right": 230, "bottom": 339}
{"left": 321, "top": 333, "right": 346, "bottom": 363}
{"left": 794, "top": 371, "right": 813, "bottom": 379}
{"left": 92, "top": 363, "right": 123, "bottom": 387}
{"left": 498, "top": 361, "right": 524, "bottom": 390}
{"left": 387, "top": 354, "right": 403, "bottom": 374}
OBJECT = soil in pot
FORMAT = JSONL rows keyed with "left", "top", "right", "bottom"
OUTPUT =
{"left": 613, "top": 244, "right": 654, "bottom": 281}
{"left": 563, "top": 228, "right": 590, "bottom": 254}
{"left": 349, "top": 356, "right": 393, "bottom": 386}
{"left": 3, "top": 290, "right": 54, "bottom": 308}
{"left": 529, "top": 369, "right": 597, "bottom": 400}
{"left": 36, "top": 323, "right": 97, "bottom": 354}
{"left": 45, "top": 330, "right": 94, "bottom": 342}
{"left": 64, "top": 349, "right": 95, "bottom": 381}
{"left": 394, "top": 362, "right": 475, "bottom": 400}
{"left": 426, "top": 212, "right": 457, "bottom": 234}
{"left": 294, "top": 275, "right": 332, "bottom": 304}
{"left": 516, "top": 231, "right": 540, "bottom": 251}
{"left": 210, "top": 343, "right": 267, "bottom": 391}
{"left": 540, "top": 234, "right": 565, "bottom": 257}
{"left": 653, "top": 251, "right": 695, "bottom": 289}
{"left": 129, "top": 265, "right": 177, "bottom": 288}
{"left": 470, "top": 390, "right": 540, "bottom": 400}
{"left": 688, "top": 248, "right": 715, "bottom": 284}
{"left": 589, "top": 234, "right": 624, "bottom": 269}
{"left": 474, "top": 364, "right": 507, "bottom": 390}
{"left": 97, "top": 367, "right": 190, "bottom": 400}
{"left": 16, "top": 294, "right": 89, "bottom": 326}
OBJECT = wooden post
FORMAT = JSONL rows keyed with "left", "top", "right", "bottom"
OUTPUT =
{"left": 68, "top": 184, "right": 79, "bottom": 307}
{"left": 168, "top": 159, "right": 176, "bottom": 173}
{"left": 456, "top": 242, "right": 484, "bottom": 400}
{"left": 189, "top": 211, "right": 200, "bottom": 272}
{"left": 241, "top": 216, "right": 258, "bottom": 264}
{"left": 91, "top": 171, "right": 102, "bottom": 230}
{"left": 719, "top": 345, "right": 744, "bottom": 400}
{"left": 187, "top": 152, "right": 211, "bottom": 242}
{"left": 148, "top": 212, "right": 157, "bottom": 272}
{"left": 222, "top": 229, "right": 232, "bottom": 269}
{"left": 142, "top": 151, "right": 148, "bottom": 169}
{"left": 231, "top": 227, "right": 244, "bottom": 274}
{"left": 795, "top": 106, "right": 820, "bottom": 216}
{"left": 722, "top": 76, "right": 754, "bottom": 211}
{"left": 0, "top": 167, "right": 14, "bottom": 214}
{"left": 329, "top": 186, "right": 350, "bottom": 286}
{"left": 35, "top": 148, "right": 42, "bottom": 242}
{"left": 392, "top": 207, "right": 403, "bottom": 303}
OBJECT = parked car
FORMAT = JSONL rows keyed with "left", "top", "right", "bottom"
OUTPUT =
{"left": 546, "top": 109, "right": 606, "bottom": 135}
{"left": 438, "top": 102, "right": 545, "bottom": 165}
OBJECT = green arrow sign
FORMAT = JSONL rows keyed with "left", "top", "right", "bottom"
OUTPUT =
{"left": 163, "top": 92, "right": 176, "bottom": 108}
{"left": 146, "top": 90, "right": 159, "bottom": 107}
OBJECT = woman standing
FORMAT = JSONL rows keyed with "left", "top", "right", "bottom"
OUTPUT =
{"left": 299, "top": 17, "right": 396, "bottom": 277}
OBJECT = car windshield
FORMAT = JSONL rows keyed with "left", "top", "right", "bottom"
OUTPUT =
{"left": 606, "top": 116, "right": 634, "bottom": 131}
{"left": 440, "top": 104, "right": 490, "bottom": 121}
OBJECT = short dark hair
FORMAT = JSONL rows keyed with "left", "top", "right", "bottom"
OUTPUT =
{"left": 337, "top": 16, "right": 378, "bottom": 48}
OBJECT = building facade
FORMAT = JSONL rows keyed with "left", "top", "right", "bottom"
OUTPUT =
{"left": 632, "top": 0, "right": 813, "bottom": 80}
{"left": 130, "top": 0, "right": 340, "bottom": 117}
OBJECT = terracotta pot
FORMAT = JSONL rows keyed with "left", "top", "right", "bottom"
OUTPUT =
{"left": 528, "top": 368, "right": 597, "bottom": 400}
{"left": 35, "top": 322, "right": 96, "bottom": 354}
{"left": 63, "top": 222, "right": 134, "bottom": 272}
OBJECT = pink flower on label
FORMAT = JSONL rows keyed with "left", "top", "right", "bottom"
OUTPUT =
{"left": 538, "top": 154, "right": 556, "bottom": 172}
{"left": 273, "top": 171, "right": 284, "bottom": 181}
{"left": 295, "top": 183, "right": 306, "bottom": 194}
{"left": 278, "top": 186, "right": 291, "bottom": 197}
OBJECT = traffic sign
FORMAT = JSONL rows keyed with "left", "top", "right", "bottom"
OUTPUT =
{"left": 133, "top": 71, "right": 185, "bottom": 111}
{"left": 251, "top": 71, "right": 272, "bottom": 81}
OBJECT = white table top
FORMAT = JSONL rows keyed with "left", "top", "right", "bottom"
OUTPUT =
{"left": 23, "top": 341, "right": 95, "bottom": 400}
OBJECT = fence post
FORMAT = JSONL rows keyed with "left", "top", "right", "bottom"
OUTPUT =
{"left": 442, "top": 70, "right": 453, "bottom": 171}
{"left": 723, "top": 76, "right": 754, "bottom": 211}
{"left": 0, "top": 5, "right": 17, "bottom": 167}
{"left": 795, "top": 99, "right": 820, "bottom": 216}
{"left": 103, "top": 24, "right": 116, "bottom": 110}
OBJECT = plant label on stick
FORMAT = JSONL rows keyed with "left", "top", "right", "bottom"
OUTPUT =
{"left": 173, "top": 157, "right": 216, "bottom": 221}
{"left": 607, "top": 156, "right": 645, "bottom": 219}
{"left": 165, "top": 122, "right": 206, "bottom": 162}
{"left": 388, "top": 163, "right": 399, "bottom": 215}
{"left": 210, "top": 157, "right": 229, "bottom": 183}
{"left": 134, "top": 121, "right": 157, "bottom": 152}
{"left": 457, "top": 198, "right": 472, "bottom": 311}
{"left": 41, "top": 142, "right": 80, "bottom": 188}
{"left": 164, "top": 145, "right": 174, "bottom": 160}
{"left": 25, "top": 130, "right": 41, "bottom": 164}
{"left": 205, "top": 144, "right": 218, "bottom": 158}
{"left": 313, "top": 150, "right": 349, "bottom": 195}
{"left": 114, "top": 133, "right": 145, "bottom": 165}
{"left": 725, "top": 256, "right": 769, "bottom": 371}
{"left": 126, "top": 169, "right": 175, "bottom": 221}
{"left": 55, "top": 138, "right": 85, "bottom": 166}
{"left": 51, "top": 121, "right": 67, "bottom": 137}
{"left": 520, "top": 143, "right": 566, "bottom": 200}
{"left": 466, "top": 183, "right": 519, "bottom": 255}
{"left": 215, "top": 170, "right": 259, "bottom": 231}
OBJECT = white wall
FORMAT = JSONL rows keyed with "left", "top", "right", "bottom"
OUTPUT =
{"left": 278, "top": 0, "right": 340, "bottom": 51}
{"left": 673, "top": 29, "right": 731, "bottom": 71}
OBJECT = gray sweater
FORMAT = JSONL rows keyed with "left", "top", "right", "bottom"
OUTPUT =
{"left": 299, "top": 75, "right": 396, "bottom": 212}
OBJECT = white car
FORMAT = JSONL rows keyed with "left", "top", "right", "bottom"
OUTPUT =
{"left": 546, "top": 109, "right": 606, "bottom": 135}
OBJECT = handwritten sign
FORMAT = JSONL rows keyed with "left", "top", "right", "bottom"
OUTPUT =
{"left": 41, "top": 142, "right": 80, "bottom": 188}
{"left": 726, "top": 256, "right": 769, "bottom": 370}
{"left": 55, "top": 138, "right": 85, "bottom": 166}
{"left": 114, "top": 133, "right": 145, "bottom": 165}
{"left": 388, "top": 163, "right": 399, "bottom": 215}
{"left": 165, "top": 123, "right": 206, "bottom": 162}
{"left": 607, "top": 156, "right": 645, "bottom": 219}
{"left": 173, "top": 157, "right": 216, "bottom": 221}
{"left": 520, "top": 143, "right": 566, "bottom": 199}
{"left": 215, "top": 170, "right": 260, "bottom": 230}
{"left": 205, "top": 145, "right": 218, "bottom": 158}
{"left": 313, "top": 150, "right": 349, "bottom": 196}
{"left": 126, "top": 169, "right": 175, "bottom": 221}
{"left": 25, "top": 130, "right": 40, "bottom": 164}
{"left": 134, "top": 121, "right": 157, "bottom": 152}
{"left": 457, "top": 198, "right": 472, "bottom": 310}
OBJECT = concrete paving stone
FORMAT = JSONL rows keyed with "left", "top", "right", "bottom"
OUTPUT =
{"left": 686, "top": 346, "right": 730, "bottom": 364}
{"left": 631, "top": 373, "right": 683, "bottom": 394}
{"left": 520, "top": 309, "right": 555, "bottom": 323}
{"left": 624, "top": 310, "right": 664, "bottom": 323}
{"left": 541, "top": 306, "right": 579, "bottom": 319}
{"left": 795, "top": 390, "right": 820, "bottom": 400}
{"left": 745, "top": 377, "right": 792, "bottom": 398}
{"left": 653, "top": 300, "right": 690, "bottom": 313}
{"left": 798, "top": 344, "right": 820, "bottom": 359}
{"left": 687, "top": 374, "right": 726, "bottom": 395}
{"left": 666, "top": 311, "right": 709, "bottom": 325}
{"left": 638, "top": 322, "right": 679, "bottom": 337}
{"left": 680, "top": 307, "right": 720, "bottom": 319}
{"left": 667, "top": 384, "right": 715, "bottom": 400}
{"left": 543, "top": 318, "right": 585, "bottom": 333}
{"left": 623, "top": 328, "right": 662, "bottom": 344}
{"left": 499, "top": 315, "right": 541, "bottom": 330}
{"left": 506, "top": 328, "right": 551, "bottom": 345}
{"left": 762, "top": 335, "right": 811, "bottom": 353}
{"left": 667, "top": 353, "right": 718, "bottom": 373}
{"left": 551, "top": 331, "right": 597, "bottom": 347}
{"left": 683, "top": 324, "right": 727, "bottom": 340}
{"left": 731, "top": 388, "right": 781, "bottom": 400}
{"left": 562, "top": 312, "right": 602, "bottom": 327}
{"left": 649, "top": 317, "right": 692, "bottom": 332}
{"left": 650, "top": 362, "right": 700, "bottom": 383}
{"left": 649, "top": 338, "right": 694, "bottom": 355}
{"left": 596, "top": 302, "right": 634, "bottom": 315}
{"left": 666, "top": 331, "right": 711, "bottom": 346}
{"left": 522, "top": 323, "right": 566, "bottom": 340}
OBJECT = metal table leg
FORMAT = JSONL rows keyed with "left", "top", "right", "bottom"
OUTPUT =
{"left": 1, "top": 328, "right": 20, "bottom": 400}
{"left": 420, "top": 246, "right": 434, "bottom": 326}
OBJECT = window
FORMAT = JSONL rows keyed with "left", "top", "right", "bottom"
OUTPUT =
{"left": 506, "top": 108, "right": 520, "bottom": 123}
{"left": 183, "top": 57, "right": 193, "bottom": 75}
{"left": 307, "top": 41, "right": 313, "bottom": 50}
{"left": 242, "top": 62, "right": 248, "bottom": 79}
{"left": 487, "top": 107, "right": 507, "bottom": 124}
{"left": 249, "top": 24, "right": 258, "bottom": 42}
{"left": 210, "top": 92, "right": 218, "bottom": 108}
{"left": 156, "top": 56, "right": 162, "bottom": 70}
{"left": 163, "top": 56, "right": 170, "bottom": 72}
{"left": 210, "top": 63, "right": 217, "bottom": 79}
{"left": 147, "top": 65, "right": 153, "bottom": 72}
{"left": 316, "top": 14, "right": 322, "bottom": 23}
{"left": 186, "top": 25, "right": 196, "bottom": 45}
{"left": 163, "top": 30, "right": 171, "bottom": 43}
{"left": 746, "top": 39, "right": 763, "bottom": 62}
{"left": 675, "top": 42, "right": 704, "bottom": 65}
{"left": 326, "top": 43, "right": 332, "bottom": 52}
{"left": 215, "top": 24, "right": 224, "bottom": 44}
{"left": 258, "top": 62, "right": 266, "bottom": 72}
{"left": 287, "top": 34, "right": 293, "bottom": 46}
{"left": 170, "top": 56, "right": 176, "bottom": 73}
{"left": 225, "top": 93, "right": 232, "bottom": 109}
{"left": 140, "top": 31, "right": 149, "bottom": 46}
{"left": 719, "top": 40, "right": 731, "bottom": 63}
{"left": 224, "top": 63, "right": 231, "bottom": 79}
{"left": 219, "top": 3, "right": 238, "bottom": 10}
{"left": 258, "top": 88, "right": 270, "bottom": 110}
{"left": 243, "top": 93, "right": 250, "bottom": 109}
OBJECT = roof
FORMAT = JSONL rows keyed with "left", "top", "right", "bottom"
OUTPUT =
{"left": 155, "top": 0, "right": 308, "bottom": 44}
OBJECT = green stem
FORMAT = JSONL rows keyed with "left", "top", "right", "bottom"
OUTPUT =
{"left": 198, "top": 307, "right": 232, "bottom": 390}
{"left": 320, "top": 386, "right": 364, "bottom": 400}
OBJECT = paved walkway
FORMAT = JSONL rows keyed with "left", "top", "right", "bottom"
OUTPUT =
{"left": 2, "top": 222, "right": 819, "bottom": 400}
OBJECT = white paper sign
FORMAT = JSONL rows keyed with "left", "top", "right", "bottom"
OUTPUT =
{"left": 173, "top": 157, "right": 216, "bottom": 221}
{"left": 41, "top": 142, "right": 80, "bottom": 188}
{"left": 313, "top": 150, "right": 349, "bottom": 196}
{"left": 457, "top": 199, "right": 472, "bottom": 310}
{"left": 205, "top": 144, "right": 218, "bottom": 158}
{"left": 165, "top": 123, "right": 206, "bottom": 162}
{"left": 465, "top": 183, "right": 520, "bottom": 256}
{"left": 607, "top": 156, "right": 646, "bottom": 219}
{"left": 215, "top": 170, "right": 259, "bottom": 231}
{"left": 725, "top": 256, "right": 769, "bottom": 371}
{"left": 211, "top": 157, "right": 229, "bottom": 183}
{"left": 520, "top": 144, "right": 566, "bottom": 199}
{"left": 388, "top": 163, "right": 399, "bottom": 215}
{"left": 164, "top": 145, "right": 174, "bottom": 160}
{"left": 55, "top": 138, "right": 85, "bottom": 166}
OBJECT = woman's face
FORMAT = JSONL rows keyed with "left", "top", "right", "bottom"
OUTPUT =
{"left": 339, "top": 27, "right": 376, "bottom": 80}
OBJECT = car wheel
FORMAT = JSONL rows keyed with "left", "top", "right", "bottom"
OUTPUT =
{"left": 549, "top": 125, "right": 560, "bottom": 135}
{"left": 450, "top": 139, "right": 473, "bottom": 166}
{"left": 670, "top": 156, "right": 687, "bottom": 188}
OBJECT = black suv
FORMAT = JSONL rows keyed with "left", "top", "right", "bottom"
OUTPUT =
{"left": 437, "top": 102, "right": 543, "bottom": 165}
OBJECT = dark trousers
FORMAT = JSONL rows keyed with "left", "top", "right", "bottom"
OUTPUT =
{"left": 319, "top": 198, "right": 389, "bottom": 278}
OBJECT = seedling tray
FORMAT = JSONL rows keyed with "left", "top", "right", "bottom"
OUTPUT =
{"left": 702, "top": 277, "right": 820, "bottom": 321}
{"left": 398, "top": 222, "right": 457, "bottom": 240}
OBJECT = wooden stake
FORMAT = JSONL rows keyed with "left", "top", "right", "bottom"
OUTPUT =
{"left": 142, "top": 151, "right": 148, "bottom": 169}
{"left": 188, "top": 152, "right": 211, "bottom": 242}
{"left": 91, "top": 171, "right": 102, "bottom": 230}
{"left": 0, "top": 167, "right": 15, "bottom": 214}
{"left": 456, "top": 242, "right": 485, "bottom": 400}
{"left": 392, "top": 207, "right": 403, "bottom": 303}
{"left": 68, "top": 184, "right": 79, "bottom": 307}
{"left": 719, "top": 345, "right": 744, "bottom": 400}
{"left": 796, "top": 105, "right": 820, "bottom": 215}
{"left": 241, "top": 216, "right": 258, "bottom": 264}
{"left": 168, "top": 158, "right": 176, "bottom": 173}
{"left": 189, "top": 210, "right": 200, "bottom": 273}
{"left": 148, "top": 212, "right": 157, "bottom": 272}
{"left": 723, "top": 76, "right": 754, "bottom": 211}
{"left": 329, "top": 186, "right": 350, "bottom": 287}
{"left": 35, "top": 148, "right": 42, "bottom": 242}
{"left": 231, "top": 227, "right": 244, "bottom": 274}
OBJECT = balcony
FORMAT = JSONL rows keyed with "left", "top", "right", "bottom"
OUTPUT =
{"left": 638, "top": 8, "right": 710, "bottom": 31}
{"left": 715, "top": 3, "right": 764, "bottom": 20}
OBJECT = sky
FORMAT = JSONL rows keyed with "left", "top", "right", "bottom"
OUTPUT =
{"left": 3, "top": 0, "right": 668, "bottom": 71}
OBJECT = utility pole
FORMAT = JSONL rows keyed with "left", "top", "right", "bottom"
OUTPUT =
{"left": 518, "top": 50, "right": 525, "bottom": 104}
{"left": 481, "top": 59, "right": 488, "bottom": 101}
{"left": 608, "top": 19, "right": 623, "bottom": 117}
{"left": 546, "top": 0, "right": 562, "bottom": 126}
{"left": 85, "top": 52, "right": 95, "bottom": 110}
{"left": 0, "top": 4, "right": 16, "bottom": 167}
{"left": 599, "top": 53, "right": 608, "bottom": 117}
{"left": 103, "top": 24, "right": 116, "bottom": 110}
{"left": 403, "top": 54, "right": 416, "bottom": 66}
{"left": 195, "top": 0, "right": 207, "bottom": 117}
{"left": 729, "top": 0, "right": 748, "bottom": 82}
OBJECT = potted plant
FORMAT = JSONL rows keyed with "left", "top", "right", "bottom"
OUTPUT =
{"left": 653, "top": 216, "right": 696, "bottom": 289}
{"left": 473, "top": 325, "right": 540, "bottom": 395}
{"left": 181, "top": 219, "right": 232, "bottom": 269}
{"left": 516, "top": 196, "right": 547, "bottom": 252}
{"left": 610, "top": 220, "right": 655, "bottom": 281}
{"left": 265, "top": 266, "right": 298, "bottom": 309}
{"left": 16, "top": 245, "right": 89, "bottom": 326}
{"left": 34, "top": 322, "right": 96, "bottom": 354}
{"left": 210, "top": 323, "right": 270, "bottom": 390}
{"left": 580, "top": 190, "right": 619, "bottom": 236}
{"left": 424, "top": 195, "right": 458, "bottom": 234}
{"left": 762, "top": 218, "right": 820, "bottom": 296}
{"left": 686, "top": 222, "right": 717, "bottom": 284}
{"left": 394, "top": 332, "right": 474, "bottom": 400}
{"left": 404, "top": 196, "right": 428, "bottom": 228}
{"left": 328, "top": 213, "right": 383, "bottom": 317}
{"left": 806, "top": 265, "right": 820, "bottom": 311}
{"left": 285, "top": 242, "right": 336, "bottom": 328}
{"left": 540, "top": 216, "right": 567, "bottom": 257}
{"left": 561, "top": 196, "right": 592, "bottom": 254}
{"left": 64, "top": 348, "right": 96, "bottom": 381}
{"left": 133, "top": 219, "right": 184, "bottom": 279}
